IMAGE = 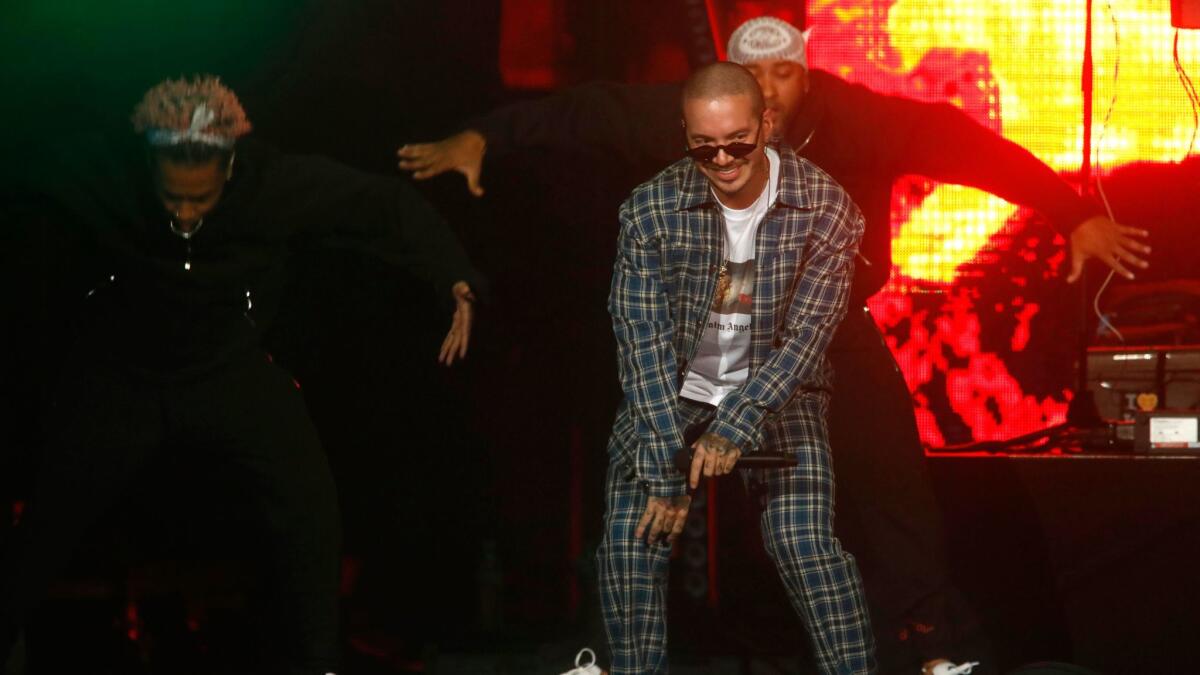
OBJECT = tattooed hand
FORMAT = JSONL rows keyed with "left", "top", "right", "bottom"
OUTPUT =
{"left": 688, "top": 432, "right": 741, "bottom": 489}
{"left": 634, "top": 495, "right": 693, "bottom": 546}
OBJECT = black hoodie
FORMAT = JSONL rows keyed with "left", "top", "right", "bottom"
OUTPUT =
{"left": 8, "top": 134, "right": 485, "bottom": 376}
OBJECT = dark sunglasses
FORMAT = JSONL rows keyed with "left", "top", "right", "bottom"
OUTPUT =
{"left": 683, "top": 122, "right": 764, "bottom": 163}
{"left": 685, "top": 141, "right": 759, "bottom": 163}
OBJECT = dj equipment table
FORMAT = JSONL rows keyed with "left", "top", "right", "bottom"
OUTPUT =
{"left": 927, "top": 451, "right": 1200, "bottom": 673}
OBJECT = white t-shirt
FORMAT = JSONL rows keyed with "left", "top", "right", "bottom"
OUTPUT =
{"left": 681, "top": 147, "right": 780, "bottom": 405}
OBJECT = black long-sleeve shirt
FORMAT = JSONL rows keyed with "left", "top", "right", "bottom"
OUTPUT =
{"left": 471, "top": 70, "right": 1100, "bottom": 303}
{"left": 9, "top": 135, "right": 485, "bottom": 375}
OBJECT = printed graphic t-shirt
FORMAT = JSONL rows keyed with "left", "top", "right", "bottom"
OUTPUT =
{"left": 681, "top": 147, "right": 780, "bottom": 406}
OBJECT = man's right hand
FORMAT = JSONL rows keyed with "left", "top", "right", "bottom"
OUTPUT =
{"left": 396, "top": 129, "right": 487, "bottom": 197}
{"left": 634, "top": 495, "right": 692, "bottom": 546}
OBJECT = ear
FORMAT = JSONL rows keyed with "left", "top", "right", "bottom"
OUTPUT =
{"left": 762, "top": 108, "right": 777, "bottom": 138}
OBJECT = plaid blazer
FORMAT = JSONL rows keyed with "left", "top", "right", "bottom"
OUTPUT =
{"left": 607, "top": 143, "right": 865, "bottom": 497}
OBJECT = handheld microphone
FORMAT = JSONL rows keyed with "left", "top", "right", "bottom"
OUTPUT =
{"left": 673, "top": 447, "right": 798, "bottom": 475}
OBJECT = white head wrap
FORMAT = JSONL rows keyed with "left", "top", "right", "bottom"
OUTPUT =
{"left": 145, "top": 104, "right": 235, "bottom": 149}
{"left": 727, "top": 17, "right": 814, "bottom": 69}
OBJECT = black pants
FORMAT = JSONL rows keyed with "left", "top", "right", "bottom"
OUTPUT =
{"left": 1, "top": 350, "right": 341, "bottom": 675}
{"left": 828, "top": 307, "right": 990, "bottom": 673}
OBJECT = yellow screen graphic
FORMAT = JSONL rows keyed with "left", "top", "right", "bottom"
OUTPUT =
{"left": 801, "top": 0, "right": 1199, "bottom": 445}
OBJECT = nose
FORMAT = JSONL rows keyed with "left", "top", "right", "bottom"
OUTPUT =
{"left": 757, "top": 76, "right": 775, "bottom": 99}
{"left": 175, "top": 203, "right": 200, "bottom": 227}
{"left": 712, "top": 148, "right": 736, "bottom": 165}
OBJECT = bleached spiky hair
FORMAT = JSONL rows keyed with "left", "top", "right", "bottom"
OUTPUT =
{"left": 131, "top": 75, "right": 251, "bottom": 150}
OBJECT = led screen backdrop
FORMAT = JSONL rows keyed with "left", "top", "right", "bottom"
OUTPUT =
{"left": 779, "top": 0, "right": 1200, "bottom": 447}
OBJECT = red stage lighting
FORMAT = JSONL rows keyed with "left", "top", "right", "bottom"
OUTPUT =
{"left": 1173, "top": 0, "right": 1200, "bottom": 29}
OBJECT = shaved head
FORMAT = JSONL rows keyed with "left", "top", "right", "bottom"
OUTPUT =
{"left": 681, "top": 62, "right": 765, "bottom": 118}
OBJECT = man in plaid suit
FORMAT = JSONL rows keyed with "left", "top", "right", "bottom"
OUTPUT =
{"left": 598, "top": 61, "right": 874, "bottom": 674}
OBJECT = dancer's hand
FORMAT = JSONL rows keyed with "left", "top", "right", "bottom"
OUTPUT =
{"left": 1067, "top": 215, "right": 1150, "bottom": 283}
{"left": 397, "top": 129, "right": 487, "bottom": 197}
{"left": 689, "top": 433, "right": 741, "bottom": 489}
{"left": 438, "top": 281, "right": 475, "bottom": 366}
{"left": 634, "top": 495, "right": 692, "bottom": 546}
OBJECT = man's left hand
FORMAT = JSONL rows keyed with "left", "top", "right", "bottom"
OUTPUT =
{"left": 1068, "top": 215, "right": 1150, "bottom": 283}
{"left": 438, "top": 281, "right": 475, "bottom": 366}
{"left": 689, "top": 432, "right": 741, "bottom": 489}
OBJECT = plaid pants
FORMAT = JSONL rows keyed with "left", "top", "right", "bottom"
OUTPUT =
{"left": 597, "top": 394, "right": 875, "bottom": 674}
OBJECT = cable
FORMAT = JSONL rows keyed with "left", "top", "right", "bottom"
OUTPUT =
{"left": 1092, "top": 268, "right": 1123, "bottom": 341}
{"left": 1090, "top": 1, "right": 1124, "bottom": 344}
{"left": 1173, "top": 29, "right": 1200, "bottom": 160}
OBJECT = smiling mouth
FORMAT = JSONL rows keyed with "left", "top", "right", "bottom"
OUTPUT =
{"left": 709, "top": 163, "right": 743, "bottom": 180}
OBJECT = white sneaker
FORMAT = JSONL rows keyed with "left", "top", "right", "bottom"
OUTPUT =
{"left": 928, "top": 661, "right": 980, "bottom": 675}
{"left": 561, "top": 647, "right": 603, "bottom": 675}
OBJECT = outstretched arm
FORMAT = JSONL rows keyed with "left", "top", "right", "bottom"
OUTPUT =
{"left": 397, "top": 81, "right": 683, "bottom": 196}
{"left": 881, "top": 94, "right": 1150, "bottom": 281}
{"left": 273, "top": 149, "right": 487, "bottom": 364}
